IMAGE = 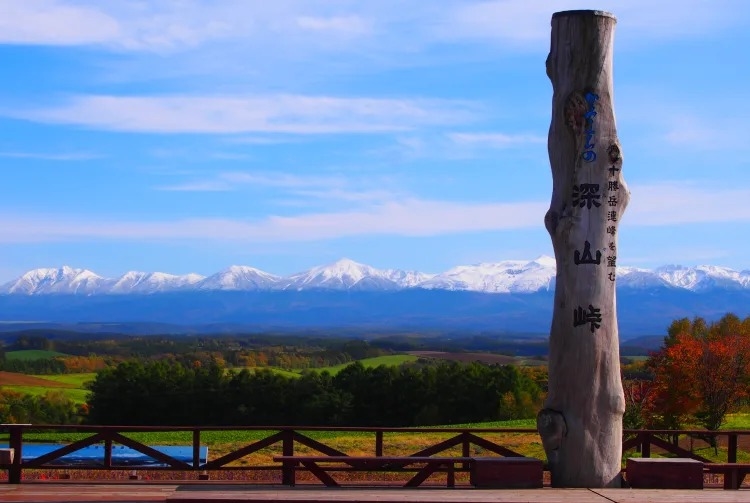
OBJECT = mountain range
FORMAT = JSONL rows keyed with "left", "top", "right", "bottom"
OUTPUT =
{"left": 1, "top": 257, "right": 748, "bottom": 337}
{"left": 3, "top": 256, "right": 749, "bottom": 295}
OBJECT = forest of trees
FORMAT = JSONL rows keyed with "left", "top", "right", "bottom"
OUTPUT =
{"left": 0, "top": 389, "right": 83, "bottom": 424}
{"left": 85, "top": 360, "right": 542, "bottom": 426}
{"left": 0, "top": 332, "right": 391, "bottom": 374}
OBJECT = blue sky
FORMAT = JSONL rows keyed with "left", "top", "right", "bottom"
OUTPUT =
{"left": 1, "top": 0, "right": 749, "bottom": 281}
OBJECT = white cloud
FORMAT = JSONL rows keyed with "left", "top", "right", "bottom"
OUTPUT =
{"left": 10, "top": 94, "right": 474, "bottom": 134}
{"left": 448, "top": 132, "right": 546, "bottom": 148}
{"left": 4, "top": 0, "right": 741, "bottom": 56}
{"left": 2, "top": 181, "right": 750, "bottom": 244}
{"left": 0, "top": 151, "right": 100, "bottom": 160}
{"left": 444, "top": 0, "right": 748, "bottom": 46}
{"left": 156, "top": 172, "right": 402, "bottom": 205}
{"left": 0, "top": 199, "right": 547, "bottom": 243}
{"left": 296, "top": 15, "right": 370, "bottom": 35}
{"left": 0, "top": 0, "right": 121, "bottom": 46}
{"left": 626, "top": 182, "right": 750, "bottom": 226}
{"left": 0, "top": 1, "right": 373, "bottom": 53}
{"left": 663, "top": 116, "right": 749, "bottom": 150}
{"left": 158, "top": 181, "right": 232, "bottom": 192}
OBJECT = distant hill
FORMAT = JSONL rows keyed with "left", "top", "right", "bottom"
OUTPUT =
{"left": 5, "top": 349, "right": 69, "bottom": 360}
{"left": 0, "top": 287, "right": 746, "bottom": 336}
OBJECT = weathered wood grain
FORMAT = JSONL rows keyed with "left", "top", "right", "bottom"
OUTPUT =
{"left": 538, "top": 9, "right": 629, "bottom": 488}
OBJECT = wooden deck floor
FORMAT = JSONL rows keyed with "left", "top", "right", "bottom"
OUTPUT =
{"left": 0, "top": 484, "right": 749, "bottom": 503}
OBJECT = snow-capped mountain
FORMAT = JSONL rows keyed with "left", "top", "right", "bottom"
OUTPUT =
{"left": 279, "top": 258, "right": 400, "bottom": 291}
{"left": 616, "top": 267, "right": 673, "bottom": 289}
{"left": 384, "top": 269, "right": 435, "bottom": 288}
{"left": 109, "top": 271, "right": 205, "bottom": 294}
{"left": 3, "top": 266, "right": 112, "bottom": 295}
{"left": 419, "top": 256, "right": 556, "bottom": 293}
{"left": 655, "top": 265, "right": 750, "bottom": 291}
{"left": 1, "top": 256, "right": 749, "bottom": 296}
{"left": 198, "top": 266, "right": 280, "bottom": 291}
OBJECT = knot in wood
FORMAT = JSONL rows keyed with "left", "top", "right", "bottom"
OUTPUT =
{"left": 564, "top": 92, "right": 587, "bottom": 134}
{"left": 607, "top": 144, "right": 621, "bottom": 163}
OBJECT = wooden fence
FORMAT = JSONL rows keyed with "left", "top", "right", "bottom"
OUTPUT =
{"left": 2, "top": 424, "right": 749, "bottom": 485}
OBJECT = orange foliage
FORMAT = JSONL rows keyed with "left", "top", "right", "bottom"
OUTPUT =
{"left": 60, "top": 356, "right": 108, "bottom": 373}
{"left": 645, "top": 315, "right": 750, "bottom": 430}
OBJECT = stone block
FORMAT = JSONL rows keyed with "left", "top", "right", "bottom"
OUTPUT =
{"left": 470, "top": 456, "right": 544, "bottom": 488}
{"left": 626, "top": 457, "right": 703, "bottom": 489}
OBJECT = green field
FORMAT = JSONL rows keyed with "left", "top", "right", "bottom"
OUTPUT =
{"left": 309, "top": 355, "right": 419, "bottom": 375}
{"left": 5, "top": 349, "right": 69, "bottom": 360}
{"left": 1, "top": 372, "right": 95, "bottom": 404}
{"left": 33, "top": 373, "right": 97, "bottom": 387}
{"left": 5, "top": 354, "right": 417, "bottom": 406}
{"left": 3, "top": 385, "right": 90, "bottom": 404}
{"left": 234, "top": 355, "right": 419, "bottom": 378}
{"left": 231, "top": 367, "right": 302, "bottom": 378}
{"left": 0, "top": 417, "right": 540, "bottom": 445}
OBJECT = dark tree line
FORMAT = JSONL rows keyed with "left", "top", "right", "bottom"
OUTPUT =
{"left": 1, "top": 333, "right": 392, "bottom": 373}
{"left": 0, "top": 357, "right": 67, "bottom": 374}
{"left": 0, "top": 389, "right": 82, "bottom": 424}
{"left": 86, "top": 360, "right": 543, "bottom": 426}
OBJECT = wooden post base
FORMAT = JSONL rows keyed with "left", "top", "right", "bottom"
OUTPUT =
{"left": 0, "top": 448, "right": 14, "bottom": 464}
{"left": 626, "top": 458, "right": 703, "bottom": 489}
{"left": 470, "top": 457, "right": 544, "bottom": 488}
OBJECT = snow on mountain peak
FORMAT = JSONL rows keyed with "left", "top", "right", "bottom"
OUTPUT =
{"left": 198, "top": 265, "right": 280, "bottom": 291}
{"left": 281, "top": 258, "right": 398, "bottom": 290}
{"left": 109, "top": 271, "right": 206, "bottom": 293}
{"left": 530, "top": 255, "right": 557, "bottom": 268}
{"left": 418, "top": 258, "right": 556, "bottom": 293}
{"left": 4, "top": 266, "right": 109, "bottom": 295}
{"left": 1, "top": 258, "right": 749, "bottom": 295}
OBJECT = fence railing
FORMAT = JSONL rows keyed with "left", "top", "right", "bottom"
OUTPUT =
{"left": 2, "top": 424, "right": 749, "bottom": 485}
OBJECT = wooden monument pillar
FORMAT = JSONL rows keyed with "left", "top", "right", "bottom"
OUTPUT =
{"left": 537, "top": 10, "right": 629, "bottom": 488}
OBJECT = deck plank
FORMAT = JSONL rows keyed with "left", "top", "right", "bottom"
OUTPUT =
{"left": 1, "top": 484, "right": 748, "bottom": 503}
{"left": 593, "top": 488, "right": 750, "bottom": 502}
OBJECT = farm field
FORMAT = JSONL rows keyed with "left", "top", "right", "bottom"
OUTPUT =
{"left": 230, "top": 367, "right": 302, "bottom": 378}
{"left": 309, "top": 354, "right": 419, "bottom": 375}
{"left": 5, "top": 349, "right": 69, "bottom": 360}
{"left": 0, "top": 370, "right": 92, "bottom": 404}
{"left": 234, "top": 355, "right": 420, "bottom": 378}
{"left": 32, "top": 373, "right": 97, "bottom": 387}
{"left": 2, "top": 354, "right": 422, "bottom": 404}
{"left": 408, "top": 351, "right": 546, "bottom": 367}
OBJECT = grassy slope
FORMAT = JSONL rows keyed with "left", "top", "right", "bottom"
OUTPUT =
{"left": 3, "top": 385, "right": 90, "bottom": 404}
{"left": 232, "top": 355, "right": 419, "bottom": 378}
{"left": 230, "top": 367, "right": 302, "bottom": 379}
{"left": 33, "top": 373, "right": 97, "bottom": 387}
{"left": 5, "top": 349, "right": 69, "bottom": 360}
{"left": 308, "top": 355, "right": 419, "bottom": 375}
{"left": 0, "top": 371, "right": 94, "bottom": 404}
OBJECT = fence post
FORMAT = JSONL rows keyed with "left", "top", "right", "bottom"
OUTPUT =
{"left": 192, "top": 429, "right": 201, "bottom": 469}
{"left": 375, "top": 431, "right": 383, "bottom": 457}
{"left": 640, "top": 432, "right": 650, "bottom": 458}
{"left": 728, "top": 434, "right": 738, "bottom": 464}
{"left": 104, "top": 438, "right": 113, "bottom": 468}
{"left": 8, "top": 425, "right": 23, "bottom": 484}
{"left": 281, "top": 429, "right": 295, "bottom": 486}
{"left": 462, "top": 431, "right": 471, "bottom": 469}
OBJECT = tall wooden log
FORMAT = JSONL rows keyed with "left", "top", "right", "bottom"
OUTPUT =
{"left": 537, "top": 10, "right": 629, "bottom": 488}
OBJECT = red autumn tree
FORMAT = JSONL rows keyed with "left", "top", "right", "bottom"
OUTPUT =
{"left": 644, "top": 333, "right": 703, "bottom": 430}
{"left": 645, "top": 314, "right": 750, "bottom": 435}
